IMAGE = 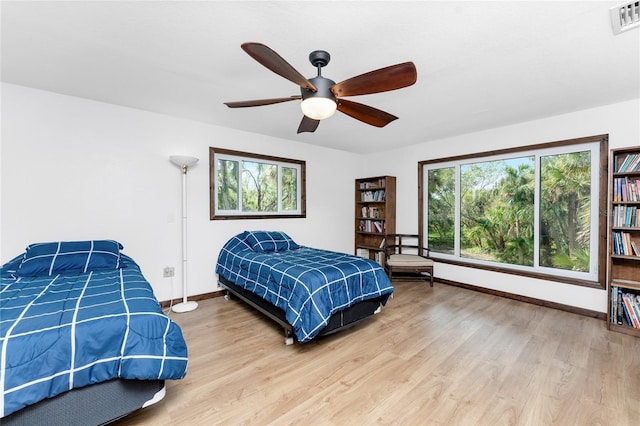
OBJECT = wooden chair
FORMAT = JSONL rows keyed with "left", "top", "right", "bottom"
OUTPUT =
{"left": 384, "top": 234, "right": 434, "bottom": 287}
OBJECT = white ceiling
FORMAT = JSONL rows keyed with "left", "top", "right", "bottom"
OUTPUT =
{"left": 2, "top": 1, "right": 639, "bottom": 153}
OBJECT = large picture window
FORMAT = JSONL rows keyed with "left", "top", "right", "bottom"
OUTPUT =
{"left": 419, "top": 135, "right": 607, "bottom": 288}
{"left": 210, "top": 148, "right": 306, "bottom": 219}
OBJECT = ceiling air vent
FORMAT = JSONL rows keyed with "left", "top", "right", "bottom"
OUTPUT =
{"left": 610, "top": 1, "right": 640, "bottom": 34}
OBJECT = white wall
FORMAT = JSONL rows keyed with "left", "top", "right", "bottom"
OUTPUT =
{"left": 360, "top": 98, "right": 640, "bottom": 313}
{"left": 0, "top": 83, "right": 359, "bottom": 301}
{"left": 3, "top": 82, "right": 638, "bottom": 313}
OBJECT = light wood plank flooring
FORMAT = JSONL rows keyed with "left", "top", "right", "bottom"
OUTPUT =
{"left": 116, "top": 282, "right": 640, "bottom": 425}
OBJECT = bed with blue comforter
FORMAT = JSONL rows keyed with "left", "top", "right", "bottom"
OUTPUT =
{"left": 216, "top": 231, "right": 394, "bottom": 343}
{"left": 0, "top": 240, "right": 188, "bottom": 422}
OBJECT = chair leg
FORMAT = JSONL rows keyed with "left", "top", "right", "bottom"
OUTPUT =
{"left": 429, "top": 267, "right": 434, "bottom": 287}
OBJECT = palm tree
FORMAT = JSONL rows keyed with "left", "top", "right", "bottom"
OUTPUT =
{"left": 217, "top": 159, "right": 238, "bottom": 210}
{"left": 540, "top": 151, "right": 591, "bottom": 271}
{"left": 428, "top": 168, "right": 455, "bottom": 252}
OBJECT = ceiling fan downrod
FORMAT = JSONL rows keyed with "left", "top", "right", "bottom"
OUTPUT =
{"left": 302, "top": 50, "right": 336, "bottom": 103}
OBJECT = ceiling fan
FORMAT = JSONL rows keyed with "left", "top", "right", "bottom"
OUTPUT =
{"left": 224, "top": 42, "right": 417, "bottom": 134}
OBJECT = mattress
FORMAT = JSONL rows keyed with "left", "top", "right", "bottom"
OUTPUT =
{"left": 0, "top": 242, "right": 188, "bottom": 418}
{"left": 215, "top": 231, "right": 394, "bottom": 342}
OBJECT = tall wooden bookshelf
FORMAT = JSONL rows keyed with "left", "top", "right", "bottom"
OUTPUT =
{"left": 607, "top": 146, "right": 640, "bottom": 337}
{"left": 355, "top": 176, "right": 396, "bottom": 265}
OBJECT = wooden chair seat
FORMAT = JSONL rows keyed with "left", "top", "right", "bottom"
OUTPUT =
{"left": 386, "top": 254, "right": 435, "bottom": 267}
{"left": 384, "top": 234, "right": 434, "bottom": 287}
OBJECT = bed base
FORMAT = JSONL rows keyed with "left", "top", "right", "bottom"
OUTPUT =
{"left": 218, "top": 276, "right": 385, "bottom": 345}
{"left": 2, "top": 379, "right": 165, "bottom": 426}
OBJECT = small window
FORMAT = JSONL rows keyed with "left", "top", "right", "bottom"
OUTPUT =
{"left": 210, "top": 148, "right": 306, "bottom": 220}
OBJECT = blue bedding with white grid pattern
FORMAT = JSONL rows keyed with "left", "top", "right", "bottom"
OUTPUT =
{"left": 215, "top": 232, "right": 394, "bottom": 343}
{"left": 0, "top": 254, "right": 188, "bottom": 418}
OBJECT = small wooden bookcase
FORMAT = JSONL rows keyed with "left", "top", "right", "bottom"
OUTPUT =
{"left": 354, "top": 176, "right": 396, "bottom": 266}
{"left": 607, "top": 146, "right": 640, "bottom": 337}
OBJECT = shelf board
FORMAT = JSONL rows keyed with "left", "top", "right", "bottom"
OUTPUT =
{"left": 608, "top": 322, "right": 640, "bottom": 337}
{"left": 611, "top": 254, "right": 640, "bottom": 261}
{"left": 612, "top": 227, "right": 640, "bottom": 231}
{"left": 356, "top": 245, "right": 385, "bottom": 252}
{"left": 611, "top": 279, "right": 640, "bottom": 291}
{"left": 612, "top": 201, "right": 640, "bottom": 205}
{"left": 613, "top": 171, "right": 640, "bottom": 176}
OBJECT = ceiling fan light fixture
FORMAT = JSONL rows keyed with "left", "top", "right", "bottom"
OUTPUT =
{"left": 300, "top": 97, "right": 337, "bottom": 120}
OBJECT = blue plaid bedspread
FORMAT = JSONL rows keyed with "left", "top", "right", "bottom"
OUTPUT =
{"left": 0, "top": 254, "right": 188, "bottom": 418}
{"left": 215, "top": 232, "right": 394, "bottom": 342}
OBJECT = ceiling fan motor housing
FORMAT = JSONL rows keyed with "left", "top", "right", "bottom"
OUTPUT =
{"left": 301, "top": 76, "right": 336, "bottom": 101}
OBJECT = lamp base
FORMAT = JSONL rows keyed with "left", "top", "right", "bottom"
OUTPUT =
{"left": 171, "top": 300, "right": 198, "bottom": 313}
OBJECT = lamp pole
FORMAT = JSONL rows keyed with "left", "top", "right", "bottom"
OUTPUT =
{"left": 170, "top": 155, "right": 198, "bottom": 313}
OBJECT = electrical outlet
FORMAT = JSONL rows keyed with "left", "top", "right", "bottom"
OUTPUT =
{"left": 163, "top": 266, "right": 175, "bottom": 278}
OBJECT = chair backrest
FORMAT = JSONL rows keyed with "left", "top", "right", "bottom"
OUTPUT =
{"left": 385, "top": 234, "right": 429, "bottom": 257}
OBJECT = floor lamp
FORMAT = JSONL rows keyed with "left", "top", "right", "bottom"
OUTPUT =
{"left": 170, "top": 155, "right": 199, "bottom": 313}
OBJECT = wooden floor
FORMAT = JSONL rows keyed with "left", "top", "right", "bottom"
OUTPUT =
{"left": 116, "top": 281, "right": 640, "bottom": 426}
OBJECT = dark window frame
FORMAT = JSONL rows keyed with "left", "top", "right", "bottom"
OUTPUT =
{"left": 209, "top": 147, "right": 306, "bottom": 220}
{"left": 418, "top": 134, "right": 608, "bottom": 289}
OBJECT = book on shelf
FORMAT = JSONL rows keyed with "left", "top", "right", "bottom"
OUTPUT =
{"left": 617, "top": 153, "right": 640, "bottom": 172}
{"left": 358, "top": 220, "right": 385, "bottom": 233}
{"left": 612, "top": 231, "right": 622, "bottom": 255}
{"left": 622, "top": 293, "right": 640, "bottom": 329}
{"left": 361, "top": 190, "right": 386, "bottom": 202}
{"left": 612, "top": 285, "right": 640, "bottom": 329}
{"left": 613, "top": 177, "right": 640, "bottom": 202}
{"left": 379, "top": 238, "right": 386, "bottom": 249}
{"left": 356, "top": 248, "right": 370, "bottom": 258}
{"left": 617, "top": 288, "right": 624, "bottom": 325}
{"left": 633, "top": 294, "right": 640, "bottom": 327}
{"left": 617, "top": 287, "right": 625, "bottom": 325}
{"left": 611, "top": 286, "right": 623, "bottom": 325}
{"left": 359, "top": 178, "right": 386, "bottom": 189}
{"left": 612, "top": 205, "right": 639, "bottom": 227}
{"left": 612, "top": 231, "right": 638, "bottom": 256}
{"left": 360, "top": 206, "right": 380, "bottom": 218}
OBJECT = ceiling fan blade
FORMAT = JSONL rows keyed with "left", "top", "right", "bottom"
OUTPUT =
{"left": 224, "top": 96, "right": 301, "bottom": 108}
{"left": 336, "top": 98, "right": 398, "bottom": 128}
{"left": 331, "top": 62, "right": 417, "bottom": 97}
{"left": 297, "top": 116, "right": 320, "bottom": 133}
{"left": 241, "top": 42, "right": 317, "bottom": 91}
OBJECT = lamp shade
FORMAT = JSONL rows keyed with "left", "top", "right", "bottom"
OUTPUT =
{"left": 170, "top": 155, "right": 199, "bottom": 168}
{"left": 300, "top": 97, "right": 337, "bottom": 120}
{"left": 300, "top": 75, "right": 337, "bottom": 121}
